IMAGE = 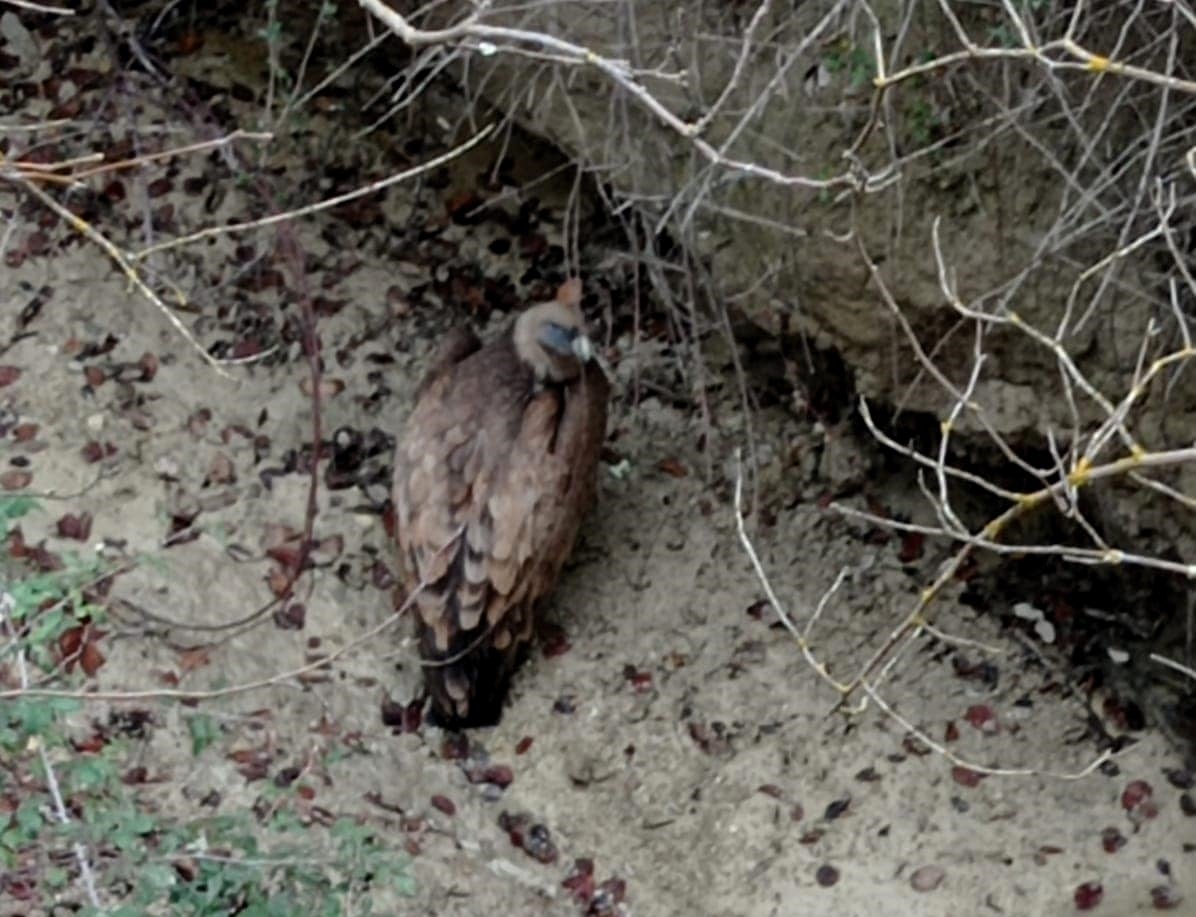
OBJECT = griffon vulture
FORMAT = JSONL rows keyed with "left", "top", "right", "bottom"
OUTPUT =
{"left": 392, "top": 279, "right": 610, "bottom": 727}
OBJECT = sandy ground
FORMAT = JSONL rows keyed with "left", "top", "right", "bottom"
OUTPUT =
{"left": 1, "top": 8, "right": 1194, "bottom": 916}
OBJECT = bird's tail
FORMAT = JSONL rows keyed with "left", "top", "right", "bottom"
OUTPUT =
{"left": 419, "top": 628, "right": 527, "bottom": 728}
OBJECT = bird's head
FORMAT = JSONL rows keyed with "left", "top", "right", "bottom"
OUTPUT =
{"left": 513, "top": 279, "right": 596, "bottom": 383}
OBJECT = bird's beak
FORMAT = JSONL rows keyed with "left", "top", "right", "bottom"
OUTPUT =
{"left": 571, "top": 334, "right": 594, "bottom": 362}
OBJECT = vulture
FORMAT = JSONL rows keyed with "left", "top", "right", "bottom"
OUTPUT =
{"left": 392, "top": 279, "right": 610, "bottom": 727}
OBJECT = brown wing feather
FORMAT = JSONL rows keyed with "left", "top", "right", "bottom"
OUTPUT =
{"left": 392, "top": 330, "right": 608, "bottom": 727}
{"left": 413, "top": 327, "right": 481, "bottom": 400}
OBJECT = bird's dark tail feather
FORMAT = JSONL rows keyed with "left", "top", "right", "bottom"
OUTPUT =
{"left": 422, "top": 640, "right": 528, "bottom": 729}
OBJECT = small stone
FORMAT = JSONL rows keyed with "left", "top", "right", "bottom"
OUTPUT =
{"left": 910, "top": 865, "right": 945, "bottom": 892}
{"left": 815, "top": 864, "right": 840, "bottom": 887}
{"left": 1151, "top": 885, "right": 1183, "bottom": 910}
{"left": 1179, "top": 793, "right": 1196, "bottom": 817}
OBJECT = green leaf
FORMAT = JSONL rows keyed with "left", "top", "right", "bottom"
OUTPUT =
{"left": 47, "top": 696, "right": 82, "bottom": 717}
{"left": 393, "top": 870, "right": 417, "bottom": 896}
{"left": 258, "top": 21, "right": 283, "bottom": 44}
{"left": 1, "top": 826, "right": 27, "bottom": 853}
{"left": 15, "top": 797, "right": 43, "bottom": 836}
{"left": 96, "top": 906, "right": 145, "bottom": 917}
{"left": 187, "top": 714, "right": 219, "bottom": 756}
{"left": 0, "top": 495, "right": 37, "bottom": 536}
{"left": 139, "top": 862, "right": 178, "bottom": 893}
{"left": 65, "top": 754, "right": 117, "bottom": 793}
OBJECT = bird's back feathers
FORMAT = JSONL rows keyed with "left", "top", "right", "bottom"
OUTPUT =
{"left": 392, "top": 307, "right": 609, "bottom": 726}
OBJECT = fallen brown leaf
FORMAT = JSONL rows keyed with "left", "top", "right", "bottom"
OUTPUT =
{"left": 80, "top": 640, "right": 105, "bottom": 677}
{"left": 658, "top": 457, "right": 688, "bottom": 478}
{"left": 56, "top": 512, "right": 93, "bottom": 541}
{"left": 0, "top": 470, "right": 32, "bottom": 490}
{"left": 177, "top": 647, "right": 211, "bottom": 673}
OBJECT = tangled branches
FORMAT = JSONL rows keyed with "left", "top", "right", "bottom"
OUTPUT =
{"left": 353, "top": 0, "right": 1196, "bottom": 769}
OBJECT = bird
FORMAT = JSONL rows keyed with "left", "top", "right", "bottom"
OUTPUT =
{"left": 391, "top": 278, "right": 610, "bottom": 728}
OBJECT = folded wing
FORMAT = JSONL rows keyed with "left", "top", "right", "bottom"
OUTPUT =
{"left": 393, "top": 317, "right": 608, "bottom": 727}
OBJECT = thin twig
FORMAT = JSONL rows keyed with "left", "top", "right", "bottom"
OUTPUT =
{"left": 355, "top": 0, "right": 867, "bottom": 193}
{"left": 0, "top": 526, "right": 461, "bottom": 704}
{"left": 1, "top": 0, "right": 74, "bottom": 13}
{"left": 134, "top": 125, "right": 496, "bottom": 260}
{"left": 732, "top": 460, "right": 1113, "bottom": 779}
{"left": 1, "top": 593, "right": 101, "bottom": 908}
{"left": 1150, "top": 652, "right": 1196, "bottom": 682}
{"left": 3, "top": 167, "right": 234, "bottom": 378}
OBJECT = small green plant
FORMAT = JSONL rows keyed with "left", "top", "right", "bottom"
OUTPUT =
{"left": 0, "top": 493, "right": 36, "bottom": 537}
{"left": 986, "top": 0, "right": 1047, "bottom": 50}
{"left": 187, "top": 712, "right": 221, "bottom": 756}
{"left": 69, "top": 805, "right": 415, "bottom": 917}
{"left": 824, "top": 43, "right": 876, "bottom": 88}
{"left": 907, "top": 98, "right": 937, "bottom": 146}
{"left": 1, "top": 493, "right": 415, "bottom": 911}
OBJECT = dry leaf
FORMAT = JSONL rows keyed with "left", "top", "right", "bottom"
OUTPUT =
{"left": 80, "top": 640, "right": 106, "bottom": 677}
{"left": 177, "top": 647, "right": 211, "bottom": 673}
{"left": 658, "top": 458, "right": 688, "bottom": 478}
{"left": 56, "top": 512, "right": 93, "bottom": 541}
{"left": 206, "top": 452, "right": 236, "bottom": 485}
{"left": 0, "top": 470, "right": 32, "bottom": 490}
